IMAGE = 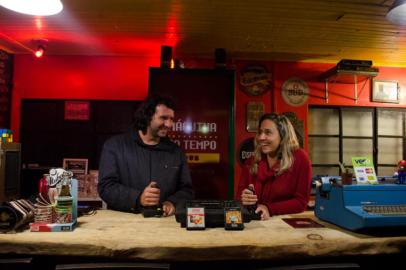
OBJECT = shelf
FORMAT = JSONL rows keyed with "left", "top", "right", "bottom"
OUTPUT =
{"left": 323, "top": 66, "right": 379, "bottom": 104}
{"left": 327, "top": 70, "right": 378, "bottom": 84}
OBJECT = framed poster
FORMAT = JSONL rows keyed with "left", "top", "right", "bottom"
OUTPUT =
{"left": 372, "top": 79, "right": 399, "bottom": 103}
{"left": 64, "top": 101, "right": 90, "bottom": 120}
{"left": 63, "top": 158, "right": 88, "bottom": 176}
{"left": 246, "top": 102, "right": 264, "bottom": 132}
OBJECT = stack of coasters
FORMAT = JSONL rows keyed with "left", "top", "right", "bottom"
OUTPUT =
{"left": 34, "top": 206, "right": 53, "bottom": 224}
{"left": 55, "top": 196, "right": 73, "bottom": 224}
{"left": 34, "top": 193, "right": 53, "bottom": 224}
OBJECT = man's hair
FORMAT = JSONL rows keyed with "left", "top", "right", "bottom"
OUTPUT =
{"left": 133, "top": 95, "right": 176, "bottom": 133}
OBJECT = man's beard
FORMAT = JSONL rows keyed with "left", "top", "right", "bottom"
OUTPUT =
{"left": 151, "top": 126, "right": 168, "bottom": 138}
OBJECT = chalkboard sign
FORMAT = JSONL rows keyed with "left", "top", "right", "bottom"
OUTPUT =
{"left": 0, "top": 50, "right": 13, "bottom": 128}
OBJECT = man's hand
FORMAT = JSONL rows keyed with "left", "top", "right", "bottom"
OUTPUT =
{"left": 241, "top": 186, "right": 258, "bottom": 206}
{"left": 140, "top": 181, "right": 160, "bottom": 206}
{"left": 162, "top": 201, "right": 175, "bottom": 216}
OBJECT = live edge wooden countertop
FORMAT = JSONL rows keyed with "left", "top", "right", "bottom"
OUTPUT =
{"left": 1, "top": 210, "right": 406, "bottom": 262}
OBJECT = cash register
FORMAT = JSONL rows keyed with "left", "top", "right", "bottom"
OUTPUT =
{"left": 315, "top": 177, "right": 406, "bottom": 231}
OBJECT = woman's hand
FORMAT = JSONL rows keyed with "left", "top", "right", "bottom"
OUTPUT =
{"left": 256, "top": 204, "right": 270, "bottom": 220}
{"left": 241, "top": 188, "right": 258, "bottom": 206}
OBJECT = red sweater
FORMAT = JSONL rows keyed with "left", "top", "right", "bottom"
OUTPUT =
{"left": 236, "top": 149, "right": 312, "bottom": 215}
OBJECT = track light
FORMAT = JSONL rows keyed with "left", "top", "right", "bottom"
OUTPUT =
{"left": 34, "top": 45, "right": 45, "bottom": 58}
{"left": 32, "top": 38, "right": 48, "bottom": 58}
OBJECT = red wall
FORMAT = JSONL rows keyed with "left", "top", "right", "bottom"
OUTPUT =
{"left": 10, "top": 55, "right": 406, "bottom": 196}
{"left": 11, "top": 55, "right": 159, "bottom": 141}
{"left": 233, "top": 61, "right": 406, "bottom": 194}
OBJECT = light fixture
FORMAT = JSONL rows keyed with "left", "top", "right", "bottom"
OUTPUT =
{"left": 0, "top": 0, "right": 63, "bottom": 16}
{"left": 34, "top": 45, "right": 45, "bottom": 58}
{"left": 386, "top": 0, "right": 406, "bottom": 25}
{"left": 32, "top": 38, "right": 48, "bottom": 58}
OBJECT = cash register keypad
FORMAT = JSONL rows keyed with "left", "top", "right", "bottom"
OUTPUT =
{"left": 363, "top": 205, "right": 406, "bottom": 216}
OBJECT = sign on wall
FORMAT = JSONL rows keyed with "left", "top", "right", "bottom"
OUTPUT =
{"left": 237, "top": 137, "right": 255, "bottom": 166}
{"left": 246, "top": 102, "right": 264, "bottom": 132}
{"left": 281, "top": 77, "right": 309, "bottom": 106}
{"left": 239, "top": 64, "right": 271, "bottom": 96}
{"left": 64, "top": 101, "right": 90, "bottom": 120}
{"left": 149, "top": 68, "right": 235, "bottom": 199}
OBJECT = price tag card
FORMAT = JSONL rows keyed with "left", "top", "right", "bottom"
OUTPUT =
{"left": 352, "top": 157, "right": 378, "bottom": 184}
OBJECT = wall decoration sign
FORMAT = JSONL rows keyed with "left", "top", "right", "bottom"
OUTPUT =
{"left": 372, "top": 79, "right": 399, "bottom": 103}
{"left": 239, "top": 64, "right": 271, "bottom": 96}
{"left": 281, "top": 77, "right": 309, "bottom": 107}
{"left": 64, "top": 101, "right": 90, "bottom": 120}
{"left": 149, "top": 68, "right": 234, "bottom": 199}
{"left": 246, "top": 102, "right": 264, "bottom": 132}
{"left": 237, "top": 137, "right": 255, "bottom": 166}
{"left": 63, "top": 158, "right": 88, "bottom": 177}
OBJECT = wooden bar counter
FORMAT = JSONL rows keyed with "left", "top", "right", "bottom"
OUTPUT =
{"left": 1, "top": 210, "right": 406, "bottom": 267}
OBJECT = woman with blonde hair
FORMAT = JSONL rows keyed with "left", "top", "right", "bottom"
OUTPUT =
{"left": 236, "top": 113, "right": 312, "bottom": 220}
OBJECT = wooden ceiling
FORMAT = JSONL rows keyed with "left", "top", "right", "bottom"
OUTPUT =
{"left": 1, "top": 0, "right": 406, "bottom": 66}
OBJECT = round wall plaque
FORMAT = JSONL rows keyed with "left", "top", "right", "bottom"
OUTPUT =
{"left": 281, "top": 77, "right": 309, "bottom": 107}
{"left": 239, "top": 65, "right": 271, "bottom": 96}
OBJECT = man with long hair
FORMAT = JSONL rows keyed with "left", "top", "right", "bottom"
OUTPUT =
{"left": 98, "top": 96, "right": 194, "bottom": 216}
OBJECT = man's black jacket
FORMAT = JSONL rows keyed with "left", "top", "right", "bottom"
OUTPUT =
{"left": 98, "top": 128, "right": 194, "bottom": 212}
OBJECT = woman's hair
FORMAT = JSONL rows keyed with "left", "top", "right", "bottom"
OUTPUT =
{"left": 133, "top": 95, "right": 175, "bottom": 134}
{"left": 250, "top": 113, "right": 300, "bottom": 176}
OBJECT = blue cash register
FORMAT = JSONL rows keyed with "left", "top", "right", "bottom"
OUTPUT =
{"left": 315, "top": 177, "right": 406, "bottom": 231}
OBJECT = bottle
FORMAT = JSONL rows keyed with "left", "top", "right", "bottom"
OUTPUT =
{"left": 39, "top": 174, "right": 49, "bottom": 199}
{"left": 59, "top": 173, "right": 72, "bottom": 197}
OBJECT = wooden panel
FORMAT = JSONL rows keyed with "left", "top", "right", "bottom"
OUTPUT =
{"left": 2, "top": 0, "right": 406, "bottom": 66}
